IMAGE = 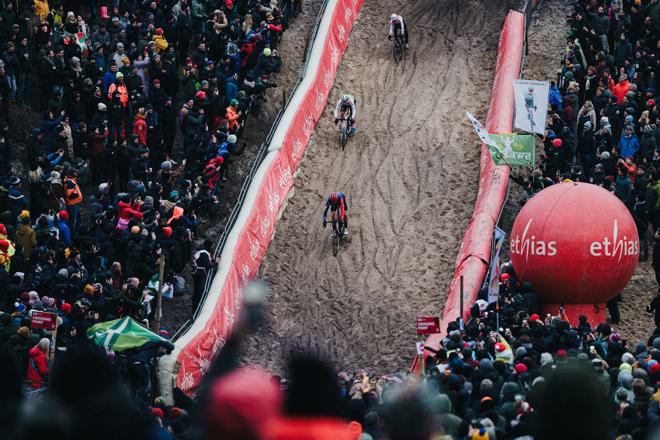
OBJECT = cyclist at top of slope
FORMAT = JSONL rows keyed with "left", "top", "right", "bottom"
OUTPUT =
{"left": 388, "top": 13, "right": 409, "bottom": 49}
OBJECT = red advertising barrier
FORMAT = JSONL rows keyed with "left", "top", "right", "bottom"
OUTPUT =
{"left": 173, "top": 0, "right": 365, "bottom": 394}
{"left": 413, "top": 11, "right": 525, "bottom": 368}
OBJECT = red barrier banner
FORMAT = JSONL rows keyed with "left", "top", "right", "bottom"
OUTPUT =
{"left": 174, "top": 0, "right": 365, "bottom": 393}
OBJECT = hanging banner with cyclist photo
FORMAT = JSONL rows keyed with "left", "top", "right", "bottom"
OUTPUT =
{"left": 487, "top": 226, "right": 506, "bottom": 304}
{"left": 513, "top": 79, "right": 549, "bottom": 135}
{"left": 487, "top": 134, "right": 535, "bottom": 167}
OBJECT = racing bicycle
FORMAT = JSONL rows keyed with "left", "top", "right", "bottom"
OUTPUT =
{"left": 391, "top": 31, "right": 405, "bottom": 64}
{"left": 338, "top": 114, "right": 351, "bottom": 150}
{"left": 330, "top": 218, "right": 347, "bottom": 256}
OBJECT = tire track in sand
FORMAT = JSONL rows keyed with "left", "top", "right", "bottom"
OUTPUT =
{"left": 241, "top": 0, "right": 510, "bottom": 373}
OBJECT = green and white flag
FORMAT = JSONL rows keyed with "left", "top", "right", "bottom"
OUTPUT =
{"left": 87, "top": 317, "right": 168, "bottom": 352}
{"left": 487, "top": 134, "right": 535, "bottom": 167}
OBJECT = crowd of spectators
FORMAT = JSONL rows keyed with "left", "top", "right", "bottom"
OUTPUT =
{"left": 6, "top": 1, "right": 660, "bottom": 440}
{"left": 0, "top": 0, "right": 299, "bottom": 415}
{"left": 514, "top": 1, "right": 660, "bottom": 264}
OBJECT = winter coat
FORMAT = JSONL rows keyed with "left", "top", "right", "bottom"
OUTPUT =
{"left": 133, "top": 57, "right": 150, "bottom": 95}
{"left": 15, "top": 224, "right": 36, "bottom": 259}
{"left": 619, "top": 134, "right": 640, "bottom": 159}
{"left": 27, "top": 346, "right": 49, "bottom": 388}
{"left": 34, "top": 0, "right": 49, "bottom": 20}
{"left": 549, "top": 85, "right": 562, "bottom": 111}
{"left": 612, "top": 80, "right": 630, "bottom": 104}
{"left": 152, "top": 35, "right": 168, "bottom": 53}
{"left": 133, "top": 114, "right": 148, "bottom": 146}
{"left": 57, "top": 218, "right": 71, "bottom": 246}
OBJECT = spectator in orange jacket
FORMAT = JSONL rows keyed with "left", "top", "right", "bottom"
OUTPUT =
{"left": 108, "top": 72, "right": 129, "bottom": 107}
{"left": 226, "top": 99, "right": 241, "bottom": 133}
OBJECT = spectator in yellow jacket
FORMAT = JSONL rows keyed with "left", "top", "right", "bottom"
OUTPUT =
{"left": 152, "top": 28, "right": 168, "bottom": 53}
{"left": 34, "top": 0, "right": 50, "bottom": 20}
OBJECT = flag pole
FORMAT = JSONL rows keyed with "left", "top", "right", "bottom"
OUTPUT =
{"left": 153, "top": 254, "right": 165, "bottom": 332}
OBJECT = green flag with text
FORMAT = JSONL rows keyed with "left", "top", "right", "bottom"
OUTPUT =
{"left": 487, "top": 134, "right": 535, "bottom": 167}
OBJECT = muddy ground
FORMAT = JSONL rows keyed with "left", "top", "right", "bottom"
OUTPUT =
{"left": 241, "top": 0, "right": 517, "bottom": 375}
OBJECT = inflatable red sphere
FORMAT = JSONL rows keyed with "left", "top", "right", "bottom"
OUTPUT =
{"left": 510, "top": 182, "right": 639, "bottom": 304}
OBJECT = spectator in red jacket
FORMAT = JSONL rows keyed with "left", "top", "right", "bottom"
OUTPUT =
{"left": 133, "top": 107, "right": 148, "bottom": 146}
{"left": 117, "top": 197, "right": 144, "bottom": 230}
{"left": 27, "top": 338, "right": 50, "bottom": 389}
{"left": 612, "top": 74, "right": 631, "bottom": 104}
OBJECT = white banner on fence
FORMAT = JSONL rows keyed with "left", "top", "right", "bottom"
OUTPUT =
{"left": 466, "top": 111, "right": 497, "bottom": 148}
{"left": 487, "top": 226, "right": 507, "bottom": 304}
{"left": 513, "top": 79, "right": 549, "bottom": 135}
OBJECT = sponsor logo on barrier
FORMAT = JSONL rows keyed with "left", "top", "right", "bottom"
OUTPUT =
{"left": 589, "top": 220, "right": 639, "bottom": 261}
{"left": 241, "top": 263, "right": 250, "bottom": 283}
{"left": 510, "top": 219, "right": 557, "bottom": 261}
{"left": 267, "top": 189, "right": 280, "bottom": 212}
{"left": 249, "top": 235, "right": 260, "bottom": 260}
{"left": 314, "top": 89, "right": 325, "bottom": 111}
{"left": 278, "top": 164, "right": 292, "bottom": 189}
{"left": 323, "top": 69, "right": 331, "bottom": 88}
{"left": 210, "top": 327, "right": 225, "bottom": 354}
{"left": 330, "top": 41, "right": 339, "bottom": 67}
{"left": 302, "top": 114, "right": 314, "bottom": 137}
{"left": 344, "top": 6, "right": 353, "bottom": 22}
{"left": 337, "top": 23, "right": 346, "bottom": 42}
{"left": 194, "top": 344, "right": 211, "bottom": 374}
{"left": 260, "top": 215, "right": 271, "bottom": 238}
{"left": 224, "top": 307, "right": 235, "bottom": 329}
{"left": 292, "top": 138, "right": 304, "bottom": 163}
{"left": 233, "top": 286, "right": 243, "bottom": 310}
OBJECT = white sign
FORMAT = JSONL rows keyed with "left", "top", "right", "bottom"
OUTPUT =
{"left": 415, "top": 341, "right": 425, "bottom": 356}
{"left": 513, "top": 79, "right": 549, "bottom": 135}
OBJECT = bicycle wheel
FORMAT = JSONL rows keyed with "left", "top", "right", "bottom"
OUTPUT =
{"left": 340, "top": 121, "right": 348, "bottom": 150}
{"left": 393, "top": 38, "right": 403, "bottom": 64}
{"left": 332, "top": 226, "right": 340, "bottom": 256}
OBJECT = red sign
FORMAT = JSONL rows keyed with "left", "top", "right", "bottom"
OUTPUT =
{"left": 31, "top": 311, "right": 57, "bottom": 330}
{"left": 415, "top": 317, "right": 440, "bottom": 335}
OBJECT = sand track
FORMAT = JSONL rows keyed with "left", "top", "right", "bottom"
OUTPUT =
{"left": 241, "top": 0, "right": 511, "bottom": 373}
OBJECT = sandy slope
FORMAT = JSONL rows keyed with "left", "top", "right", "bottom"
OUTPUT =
{"left": 241, "top": 0, "right": 511, "bottom": 374}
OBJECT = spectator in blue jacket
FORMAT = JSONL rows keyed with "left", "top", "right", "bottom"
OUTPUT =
{"left": 56, "top": 210, "right": 72, "bottom": 246}
{"left": 619, "top": 125, "right": 641, "bottom": 159}
{"left": 549, "top": 81, "right": 563, "bottom": 111}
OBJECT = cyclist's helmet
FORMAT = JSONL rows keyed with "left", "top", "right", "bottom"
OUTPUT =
{"left": 341, "top": 94, "right": 350, "bottom": 102}
{"left": 528, "top": 87, "right": 534, "bottom": 92}
{"left": 330, "top": 193, "right": 339, "bottom": 203}
{"left": 390, "top": 13, "right": 397, "bottom": 21}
